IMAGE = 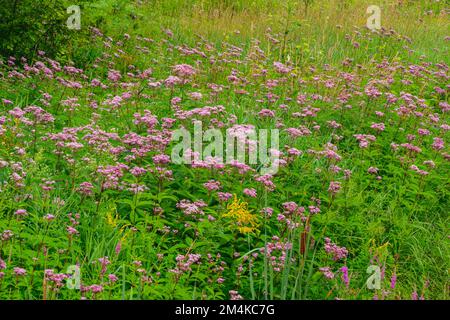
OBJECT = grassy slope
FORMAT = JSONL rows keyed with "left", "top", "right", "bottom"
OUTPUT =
{"left": 74, "top": 0, "right": 449, "bottom": 299}
{"left": 73, "top": 0, "right": 449, "bottom": 66}
{"left": 0, "top": 0, "right": 448, "bottom": 300}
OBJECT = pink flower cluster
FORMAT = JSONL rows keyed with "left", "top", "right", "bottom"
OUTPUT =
{"left": 176, "top": 199, "right": 207, "bottom": 215}
{"left": 170, "top": 253, "right": 202, "bottom": 275}
{"left": 324, "top": 237, "right": 348, "bottom": 261}
{"left": 261, "top": 236, "right": 293, "bottom": 272}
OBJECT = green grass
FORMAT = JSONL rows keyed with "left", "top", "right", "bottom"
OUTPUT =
{"left": 0, "top": 0, "right": 448, "bottom": 300}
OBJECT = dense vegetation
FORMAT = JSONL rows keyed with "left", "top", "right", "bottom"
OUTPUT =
{"left": 0, "top": 0, "right": 448, "bottom": 300}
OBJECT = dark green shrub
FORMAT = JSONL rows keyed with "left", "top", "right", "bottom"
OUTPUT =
{"left": 0, "top": 0, "right": 89, "bottom": 60}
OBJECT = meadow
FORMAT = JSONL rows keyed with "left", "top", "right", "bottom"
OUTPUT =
{"left": 0, "top": 0, "right": 448, "bottom": 300}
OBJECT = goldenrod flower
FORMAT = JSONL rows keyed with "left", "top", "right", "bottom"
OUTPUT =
{"left": 106, "top": 209, "right": 119, "bottom": 227}
{"left": 223, "top": 195, "right": 259, "bottom": 234}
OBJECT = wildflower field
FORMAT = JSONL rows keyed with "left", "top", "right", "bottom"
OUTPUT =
{"left": 0, "top": 0, "right": 448, "bottom": 300}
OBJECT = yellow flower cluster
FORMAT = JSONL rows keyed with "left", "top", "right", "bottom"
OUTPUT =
{"left": 105, "top": 206, "right": 132, "bottom": 243}
{"left": 106, "top": 209, "right": 119, "bottom": 227}
{"left": 224, "top": 195, "right": 259, "bottom": 234}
